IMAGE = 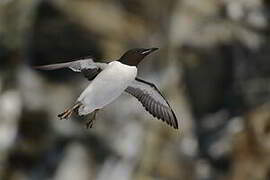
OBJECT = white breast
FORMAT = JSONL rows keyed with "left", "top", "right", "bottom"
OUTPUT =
{"left": 77, "top": 61, "right": 137, "bottom": 115}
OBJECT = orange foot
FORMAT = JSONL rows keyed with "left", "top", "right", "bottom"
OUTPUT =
{"left": 58, "top": 103, "right": 81, "bottom": 120}
{"left": 85, "top": 109, "right": 99, "bottom": 129}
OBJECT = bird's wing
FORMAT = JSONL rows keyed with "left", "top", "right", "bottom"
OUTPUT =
{"left": 125, "top": 78, "right": 178, "bottom": 129}
{"left": 34, "top": 59, "right": 108, "bottom": 80}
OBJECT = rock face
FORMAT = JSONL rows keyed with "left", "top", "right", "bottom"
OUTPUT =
{"left": 0, "top": 0, "right": 270, "bottom": 180}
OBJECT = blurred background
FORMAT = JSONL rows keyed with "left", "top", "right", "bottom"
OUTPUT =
{"left": 1, "top": 0, "right": 270, "bottom": 179}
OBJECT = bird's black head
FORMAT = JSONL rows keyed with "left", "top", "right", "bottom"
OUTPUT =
{"left": 119, "top": 48, "right": 158, "bottom": 66}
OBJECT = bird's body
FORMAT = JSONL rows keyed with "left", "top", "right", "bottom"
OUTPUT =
{"left": 35, "top": 48, "right": 179, "bottom": 129}
{"left": 77, "top": 61, "right": 137, "bottom": 115}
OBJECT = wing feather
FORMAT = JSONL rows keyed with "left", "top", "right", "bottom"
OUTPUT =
{"left": 34, "top": 59, "right": 108, "bottom": 80}
{"left": 125, "top": 78, "right": 178, "bottom": 129}
{"left": 34, "top": 61, "right": 76, "bottom": 71}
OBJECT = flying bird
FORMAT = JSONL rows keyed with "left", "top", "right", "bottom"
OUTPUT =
{"left": 35, "top": 48, "right": 178, "bottom": 129}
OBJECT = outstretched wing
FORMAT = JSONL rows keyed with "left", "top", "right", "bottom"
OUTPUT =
{"left": 125, "top": 78, "right": 178, "bottom": 129}
{"left": 34, "top": 59, "right": 108, "bottom": 81}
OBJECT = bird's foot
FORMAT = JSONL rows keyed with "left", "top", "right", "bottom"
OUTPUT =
{"left": 58, "top": 108, "right": 73, "bottom": 120}
{"left": 85, "top": 109, "right": 99, "bottom": 129}
{"left": 58, "top": 103, "right": 81, "bottom": 120}
{"left": 86, "top": 120, "right": 94, "bottom": 129}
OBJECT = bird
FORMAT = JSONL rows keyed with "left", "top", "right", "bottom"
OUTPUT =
{"left": 35, "top": 48, "right": 178, "bottom": 129}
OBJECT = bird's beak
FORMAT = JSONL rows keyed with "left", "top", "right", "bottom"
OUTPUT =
{"left": 141, "top": 48, "right": 159, "bottom": 55}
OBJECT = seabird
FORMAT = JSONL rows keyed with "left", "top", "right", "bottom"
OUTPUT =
{"left": 35, "top": 48, "right": 178, "bottom": 129}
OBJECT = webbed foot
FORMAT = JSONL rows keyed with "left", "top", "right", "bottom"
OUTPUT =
{"left": 58, "top": 103, "right": 81, "bottom": 120}
{"left": 85, "top": 109, "right": 99, "bottom": 129}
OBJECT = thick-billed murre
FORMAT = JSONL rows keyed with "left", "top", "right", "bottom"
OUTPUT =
{"left": 35, "top": 48, "right": 178, "bottom": 129}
